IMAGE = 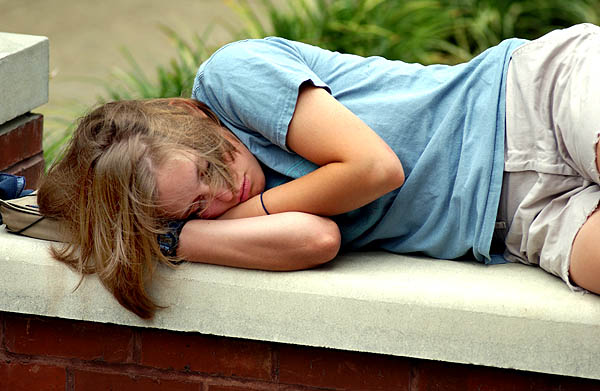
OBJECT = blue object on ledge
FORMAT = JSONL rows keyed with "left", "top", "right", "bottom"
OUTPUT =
{"left": 0, "top": 173, "right": 34, "bottom": 224}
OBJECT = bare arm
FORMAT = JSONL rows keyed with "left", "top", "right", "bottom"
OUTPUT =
{"left": 177, "top": 212, "right": 341, "bottom": 270}
{"left": 219, "top": 85, "right": 404, "bottom": 219}
{"left": 569, "top": 208, "right": 600, "bottom": 294}
{"left": 569, "top": 143, "right": 600, "bottom": 291}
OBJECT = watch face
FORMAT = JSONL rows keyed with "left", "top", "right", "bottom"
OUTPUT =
{"left": 158, "top": 232, "right": 177, "bottom": 256}
{"left": 158, "top": 220, "right": 186, "bottom": 257}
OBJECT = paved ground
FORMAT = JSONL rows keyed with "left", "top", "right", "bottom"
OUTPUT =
{"left": 0, "top": 0, "right": 268, "bottom": 141}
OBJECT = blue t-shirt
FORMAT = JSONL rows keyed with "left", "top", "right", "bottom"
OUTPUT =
{"left": 192, "top": 37, "right": 527, "bottom": 263}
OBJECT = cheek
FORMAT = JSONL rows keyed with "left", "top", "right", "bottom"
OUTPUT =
{"left": 199, "top": 202, "right": 220, "bottom": 219}
{"left": 199, "top": 199, "right": 232, "bottom": 219}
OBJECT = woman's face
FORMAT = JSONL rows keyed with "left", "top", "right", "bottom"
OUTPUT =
{"left": 155, "top": 135, "right": 265, "bottom": 220}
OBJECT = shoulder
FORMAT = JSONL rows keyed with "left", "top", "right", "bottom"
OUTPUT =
{"left": 193, "top": 36, "right": 329, "bottom": 104}
{"left": 202, "top": 37, "right": 307, "bottom": 68}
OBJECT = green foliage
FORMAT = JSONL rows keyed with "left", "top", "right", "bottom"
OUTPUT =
{"left": 444, "top": 0, "right": 600, "bottom": 61}
{"left": 233, "top": 0, "right": 600, "bottom": 63}
{"left": 232, "top": 0, "right": 461, "bottom": 63}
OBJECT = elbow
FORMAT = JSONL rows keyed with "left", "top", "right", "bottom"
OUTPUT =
{"left": 316, "top": 220, "right": 342, "bottom": 264}
{"left": 386, "top": 157, "right": 405, "bottom": 189}
{"left": 301, "top": 217, "right": 341, "bottom": 269}
{"left": 368, "top": 153, "right": 405, "bottom": 192}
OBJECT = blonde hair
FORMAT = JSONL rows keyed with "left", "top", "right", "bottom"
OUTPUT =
{"left": 38, "top": 98, "right": 237, "bottom": 318}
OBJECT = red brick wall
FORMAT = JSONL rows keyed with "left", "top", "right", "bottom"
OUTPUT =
{"left": 0, "top": 113, "right": 45, "bottom": 189}
{"left": 1, "top": 312, "right": 599, "bottom": 391}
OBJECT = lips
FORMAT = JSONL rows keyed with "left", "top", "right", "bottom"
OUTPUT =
{"left": 239, "top": 175, "right": 250, "bottom": 203}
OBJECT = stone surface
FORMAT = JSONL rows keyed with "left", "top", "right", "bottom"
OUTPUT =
{"left": 0, "top": 32, "right": 49, "bottom": 125}
{"left": 1, "top": 227, "right": 600, "bottom": 381}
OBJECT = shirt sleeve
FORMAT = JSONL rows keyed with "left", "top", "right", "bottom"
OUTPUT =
{"left": 192, "top": 38, "right": 330, "bottom": 152}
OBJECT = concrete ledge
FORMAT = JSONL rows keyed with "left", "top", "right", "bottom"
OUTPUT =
{"left": 0, "top": 32, "right": 49, "bottom": 126}
{"left": 1, "top": 226, "right": 599, "bottom": 380}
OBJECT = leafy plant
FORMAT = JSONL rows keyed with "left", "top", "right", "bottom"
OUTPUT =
{"left": 230, "top": 0, "right": 600, "bottom": 63}
{"left": 443, "top": 0, "right": 600, "bottom": 60}
{"left": 230, "top": 0, "right": 461, "bottom": 63}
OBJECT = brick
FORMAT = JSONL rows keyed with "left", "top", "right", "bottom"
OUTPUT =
{"left": 528, "top": 373, "right": 600, "bottom": 391}
{"left": 412, "top": 360, "right": 530, "bottom": 391}
{"left": 208, "top": 387, "right": 250, "bottom": 391}
{"left": 0, "top": 113, "right": 43, "bottom": 170}
{"left": 208, "top": 386, "right": 268, "bottom": 391}
{"left": 278, "top": 344, "right": 411, "bottom": 390}
{"left": 4, "top": 313, "right": 133, "bottom": 363}
{"left": 0, "top": 361, "right": 66, "bottom": 391}
{"left": 208, "top": 384, "right": 306, "bottom": 391}
{"left": 0, "top": 312, "right": 4, "bottom": 351}
{"left": 4, "top": 152, "right": 45, "bottom": 188}
{"left": 140, "top": 329, "right": 272, "bottom": 380}
{"left": 71, "top": 369, "right": 200, "bottom": 391}
{"left": 412, "top": 360, "right": 600, "bottom": 391}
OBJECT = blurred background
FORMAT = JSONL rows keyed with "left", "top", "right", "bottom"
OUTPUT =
{"left": 0, "top": 0, "right": 269, "bottom": 161}
{"left": 1, "top": 0, "right": 599, "bottom": 165}
{"left": 1, "top": 0, "right": 239, "bottom": 107}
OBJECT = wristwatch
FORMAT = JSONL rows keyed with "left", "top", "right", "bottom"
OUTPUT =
{"left": 157, "top": 220, "right": 187, "bottom": 259}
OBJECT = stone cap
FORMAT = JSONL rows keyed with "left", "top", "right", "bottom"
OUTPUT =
{"left": 1, "top": 226, "right": 599, "bottom": 380}
{"left": 0, "top": 32, "right": 49, "bottom": 125}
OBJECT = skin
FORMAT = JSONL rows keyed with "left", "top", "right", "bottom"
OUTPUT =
{"left": 155, "top": 138, "right": 266, "bottom": 220}
{"left": 568, "top": 143, "right": 600, "bottom": 294}
{"left": 176, "top": 213, "right": 341, "bottom": 270}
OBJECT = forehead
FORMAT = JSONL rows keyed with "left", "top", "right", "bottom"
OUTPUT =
{"left": 155, "top": 153, "right": 204, "bottom": 217}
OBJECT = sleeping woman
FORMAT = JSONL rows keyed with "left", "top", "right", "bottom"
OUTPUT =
{"left": 38, "top": 24, "right": 600, "bottom": 318}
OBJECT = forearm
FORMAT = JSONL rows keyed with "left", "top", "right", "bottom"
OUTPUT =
{"left": 220, "top": 159, "right": 402, "bottom": 219}
{"left": 177, "top": 212, "right": 341, "bottom": 270}
{"left": 220, "top": 85, "right": 404, "bottom": 220}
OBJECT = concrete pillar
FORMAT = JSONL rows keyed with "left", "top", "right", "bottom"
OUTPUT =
{"left": 0, "top": 32, "right": 49, "bottom": 188}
